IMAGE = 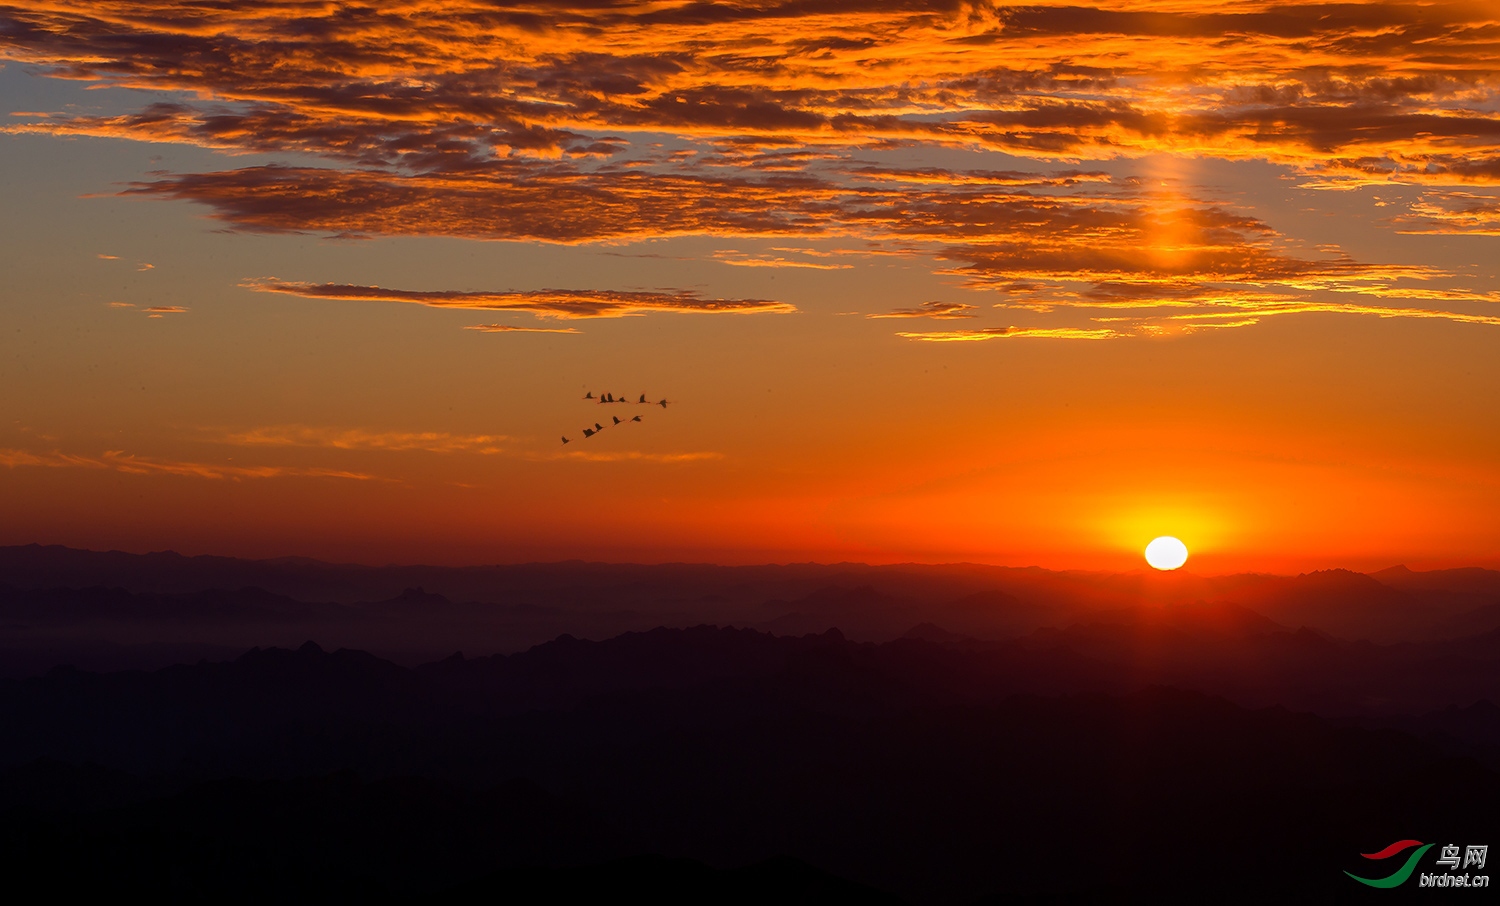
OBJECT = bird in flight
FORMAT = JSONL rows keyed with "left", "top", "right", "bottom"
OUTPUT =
{"left": 583, "top": 389, "right": 668, "bottom": 405}
{"left": 569, "top": 390, "right": 667, "bottom": 441}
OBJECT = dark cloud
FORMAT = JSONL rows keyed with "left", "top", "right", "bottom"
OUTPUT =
{"left": 127, "top": 163, "right": 836, "bottom": 241}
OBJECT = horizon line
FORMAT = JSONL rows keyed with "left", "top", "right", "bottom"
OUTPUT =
{"left": 3, "top": 541, "right": 1490, "bottom": 579}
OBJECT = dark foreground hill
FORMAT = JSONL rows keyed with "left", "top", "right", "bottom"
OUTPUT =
{"left": 1, "top": 628, "right": 1495, "bottom": 904}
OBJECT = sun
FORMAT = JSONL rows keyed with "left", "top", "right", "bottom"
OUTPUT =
{"left": 1144, "top": 536, "right": 1189, "bottom": 570}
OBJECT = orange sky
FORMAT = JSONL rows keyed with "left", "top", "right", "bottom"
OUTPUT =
{"left": 2, "top": 1, "right": 1499, "bottom": 571}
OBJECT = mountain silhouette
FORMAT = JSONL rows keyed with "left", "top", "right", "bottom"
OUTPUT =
{"left": 4, "top": 546, "right": 1500, "bottom": 902}
{"left": 1, "top": 627, "right": 1497, "bottom": 903}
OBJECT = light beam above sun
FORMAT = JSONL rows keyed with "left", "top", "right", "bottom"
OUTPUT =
{"left": 1145, "top": 537, "right": 1189, "bottom": 571}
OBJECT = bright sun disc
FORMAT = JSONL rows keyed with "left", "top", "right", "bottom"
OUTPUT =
{"left": 1144, "top": 536, "right": 1188, "bottom": 570}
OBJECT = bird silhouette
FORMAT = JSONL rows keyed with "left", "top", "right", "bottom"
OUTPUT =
{"left": 569, "top": 389, "right": 665, "bottom": 437}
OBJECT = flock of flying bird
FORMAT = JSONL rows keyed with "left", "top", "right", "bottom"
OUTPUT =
{"left": 562, "top": 392, "right": 670, "bottom": 444}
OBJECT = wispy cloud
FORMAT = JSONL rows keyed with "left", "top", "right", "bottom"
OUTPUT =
{"left": 220, "top": 426, "right": 508, "bottom": 455}
{"left": 464, "top": 324, "right": 582, "bottom": 334}
{"left": 711, "top": 250, "right": 853, "bottom": 270}
{"left": 0, "top": 447, "right": 376, "bottom": 481}
{"left": 244, "top": 279, "right": 796, "bottom": 319}
{"left": 893, "top": 297, "right": 1500, "bottom": 340}
{"left": 554, "top": 450, "right": 724, "bottom": 463}
{"left": 1166, "top": 303, "right": 1500, "bottom": 329}
{"left": 869, "top": 301, "right": 978, "bottom": 320}
{"left": 896, "top": 327, "right": 1122, "bottom": 342}
{"left": 1393, "top": 191, "right": 1500, "bottom": 236}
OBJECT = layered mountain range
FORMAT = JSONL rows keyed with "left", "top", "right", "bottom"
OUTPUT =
{"left": 2, "top": 545, "right": 1496, "bottom": 903}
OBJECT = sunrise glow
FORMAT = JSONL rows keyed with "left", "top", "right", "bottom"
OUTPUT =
{"left": 0, "top": 1, "right": 1497, "bottom": 572}
{"left": 1144, "top": 537, "right": 1190, "bottom": 571}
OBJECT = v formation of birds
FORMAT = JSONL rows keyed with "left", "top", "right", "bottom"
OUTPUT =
{"left": 562, "top": 392, "right": 670, "bottom": 444}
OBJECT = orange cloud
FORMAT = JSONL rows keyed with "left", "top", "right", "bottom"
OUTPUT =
{"left": 1167, "top": 303, "right": 1500, "bottom": 329}
{"left": 174, "top": 169, "right": 1488, "bottom": 332}
{"left": 244, "top": 279, "right": 796, "bottom": 319}
{"left": 869, "top": 301, "right": 978, "bottom": 320}
{"left": 463, "top": 324, "right": 583, "bottom": 334}
{"left": 896, "top": 327, "right": 1122, "bottom": 341}
{"left": 6, "top": 0, "right": 1500, "bottom": 336}
{"left": 5, "top": 0, "right": 1497, "bottom": 184}
{"left": 1392, "top": 191, "right": 1500, "bottom": 236}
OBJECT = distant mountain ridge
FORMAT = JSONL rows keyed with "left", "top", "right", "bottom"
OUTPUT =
{"left": 3, "top": 545, "right": 1499, "bottom": 678}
